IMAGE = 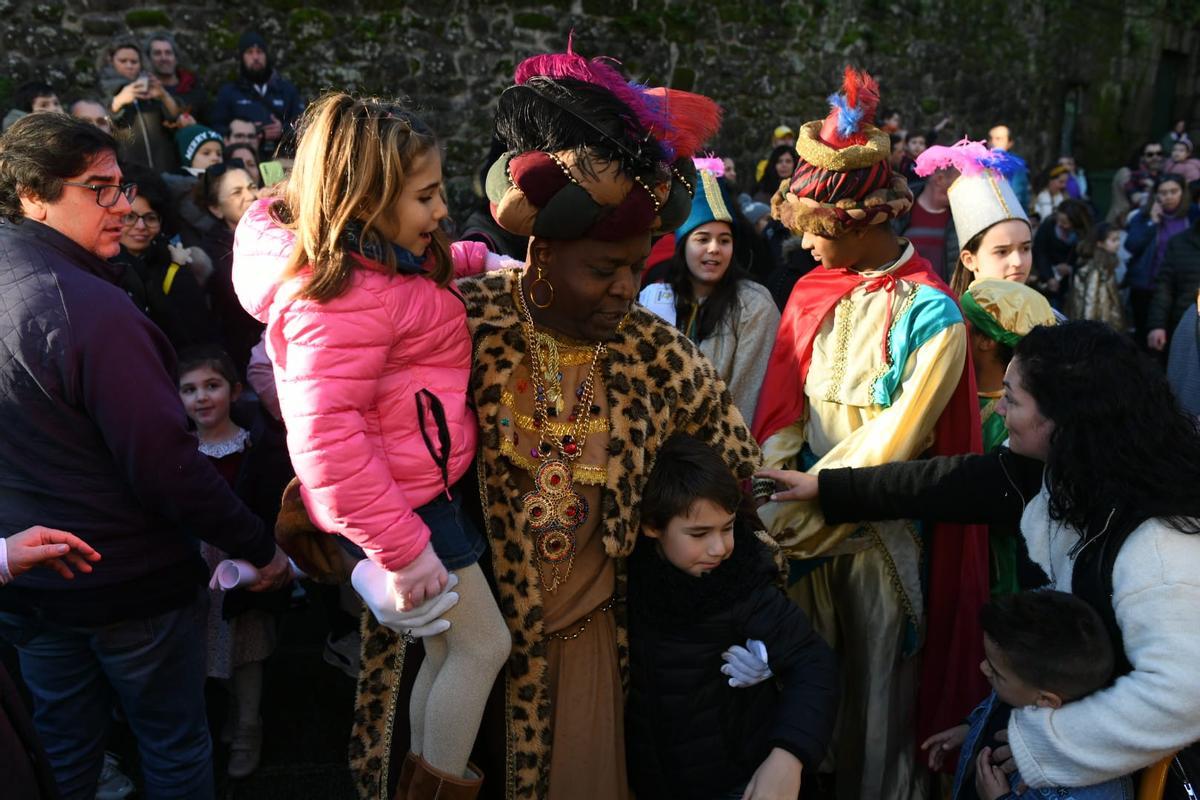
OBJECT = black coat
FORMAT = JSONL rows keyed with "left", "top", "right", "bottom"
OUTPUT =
{"left": 111, "top": 238, "right": 218, "bottom": 353}
{"left": 626, "top": 520, "right": 837, "bottom": 799}
{"left": 220, "top": 408, "right": 295, "bottom": 620}
{"left": 0, "top": 219, "right": 274, "bottom": 627}
{"left": 1148, "top": 223, "right": 1200, "bottom": 338}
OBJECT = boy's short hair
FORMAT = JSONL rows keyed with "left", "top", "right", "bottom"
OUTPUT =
{"left": 13, "top": 81, "right": 56, "bottom": 112}
{"left": 980, "top": 590, "right": 1114, "bottom": 700}
{"left": 641, "top": 434, "right": 742, "bottom": 530}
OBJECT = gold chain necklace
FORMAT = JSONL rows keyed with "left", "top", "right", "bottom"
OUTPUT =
{"left": 514, "top": 281, "right": 606, "bottom": 593}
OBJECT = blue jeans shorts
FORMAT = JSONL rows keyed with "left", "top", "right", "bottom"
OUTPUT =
{"left": 418, "top": 487, "right": 487, "bottom": 570}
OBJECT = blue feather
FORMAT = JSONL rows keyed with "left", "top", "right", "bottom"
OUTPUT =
{"left": 982, "top": 149, "right": 1027, "bottom": 178}
{"left": 827, "top": 91, "right": 863, "bottom": 139}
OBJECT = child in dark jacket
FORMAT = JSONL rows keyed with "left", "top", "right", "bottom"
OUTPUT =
{"left": 626, "top": 434, "right": 838, "bottom": 800}
{"left": 922, "top": 590, "right": 1134, "bottom": 800}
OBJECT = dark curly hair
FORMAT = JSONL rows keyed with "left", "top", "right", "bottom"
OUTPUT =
{"left": 1014, "top": 321, "right": 1200, "bottom": 536}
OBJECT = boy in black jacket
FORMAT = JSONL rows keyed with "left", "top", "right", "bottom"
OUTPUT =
{"left": 626, "top": 434, "right": 837, "bottom": 799}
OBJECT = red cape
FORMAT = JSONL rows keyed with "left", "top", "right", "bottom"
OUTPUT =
{"left": 753, "top": 251, "right": 989, "bottom": 767}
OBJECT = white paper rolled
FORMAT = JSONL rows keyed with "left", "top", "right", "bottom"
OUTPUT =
{"left": 208, "top": 558, "right": 306, "bottom": 591}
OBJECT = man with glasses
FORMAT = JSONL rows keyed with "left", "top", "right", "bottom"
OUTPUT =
{"left": 1124, "top": 142, "right": 1167, "bottom": 209}
{"left": 0, "top": 113, "right": 289, "bottom": 799}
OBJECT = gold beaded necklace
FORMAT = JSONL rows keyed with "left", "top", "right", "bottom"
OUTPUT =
{"left": 514, "top": 281, "right": 607, "bottom": 593}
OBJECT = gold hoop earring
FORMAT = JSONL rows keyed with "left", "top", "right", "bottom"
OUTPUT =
{"left": 529, "top": 263, "right": 555, "bottom": 309}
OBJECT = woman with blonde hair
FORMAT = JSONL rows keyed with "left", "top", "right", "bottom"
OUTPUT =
{"left": 232, "top": 92, "right": 513, "bottom": 796}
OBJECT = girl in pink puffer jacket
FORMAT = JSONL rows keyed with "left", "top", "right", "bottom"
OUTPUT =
{"left": 231, "top": 94, "right": 510, "bottom": 793}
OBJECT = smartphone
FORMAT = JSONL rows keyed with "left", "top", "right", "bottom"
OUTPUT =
{"left": 133, "top": 73, "right": 150, "bottom": 93}
{"left": 258, "top": 160, "right": 286, "bottom": 187}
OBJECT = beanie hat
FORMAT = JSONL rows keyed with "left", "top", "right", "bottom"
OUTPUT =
{"left": 771, "top": 67, "right": 913, "bottom": 238}
{"left": 677, "top": 168, "right": 734, "bottom": 241}
{"left": 742, "top": 200, "right": 771, "bottom": 226}
{"left": 773, "top": 124, "right": 795, "bottom": 140}
{"left": 486, "top": 39, "right": 721, "bottom": 242}
{"left": 961, "top": 278, "right": 1056, "bottom": 347}
{"left": 915, "top": 139, "right": 1029, "bottom": 247}
{"left": 238, "top": 31, "right": 268, "bottom": 57}
{"left": 175, "top": 124, "right": 223, "bottom": 166}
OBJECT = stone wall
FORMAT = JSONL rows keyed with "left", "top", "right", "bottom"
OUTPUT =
{"left": 2, "top": 0, "right": 1197, "bottom": 216}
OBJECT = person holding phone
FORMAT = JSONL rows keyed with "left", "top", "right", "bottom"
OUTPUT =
{"left": 98, "top": 38, "right": 181, "bottom": 170}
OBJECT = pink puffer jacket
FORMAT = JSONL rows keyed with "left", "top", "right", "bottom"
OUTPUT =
{"left": 233, "top": 199, "right": 496, "bottom": 571}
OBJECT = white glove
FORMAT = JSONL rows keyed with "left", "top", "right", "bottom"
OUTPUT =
{"left": 721, "top": 639, "right": 772, "bottom": 688}
{"left": 167, "top": 242, "right": 192, "bottom": 266}
{"left": 351, "top": 559, "right": 459, "bottom": 639}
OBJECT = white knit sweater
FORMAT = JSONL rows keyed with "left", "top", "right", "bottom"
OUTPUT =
{"left": 1008, "top": 487, "right": 1200, "bottom": 787}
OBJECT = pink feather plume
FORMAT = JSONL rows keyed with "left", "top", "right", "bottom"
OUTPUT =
{"left": 692, "top": 157, "right": 725, "bottom": 176}
{"left": 914, "top": 138, "right": 993, "bottom": 177}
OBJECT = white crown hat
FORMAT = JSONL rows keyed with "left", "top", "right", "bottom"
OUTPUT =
{"left": 947, "top": 170, "right": 1029, "bottom": 247}
{"left": 915, "top": 139, "right": 1030, "bottom": 247}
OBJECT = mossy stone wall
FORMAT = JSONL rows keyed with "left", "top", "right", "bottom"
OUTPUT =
{"left": 3, "top": 0, "right": 1197, "bottom": 215}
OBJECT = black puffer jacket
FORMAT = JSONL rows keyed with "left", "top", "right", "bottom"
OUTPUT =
{"left": 626, "top": 519, "right": 838, "bottom": 799}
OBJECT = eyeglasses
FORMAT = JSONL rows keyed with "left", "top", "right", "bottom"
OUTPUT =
{"left": 121, "top": 211, "right": 161, "bottom": 228}
{"left": 1144, "top": 149, "right": 1164, "bottom": 157}
{"left": 62, "top": 181, "right": 138, "bottom": 208}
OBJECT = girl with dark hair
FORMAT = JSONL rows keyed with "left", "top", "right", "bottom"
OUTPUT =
{"left": 914, "top": 140, "right": 1034, "bottom": 298}
{"left": 176, "top": 345, "right": 293, "bottom": 778}
{"left": 639, "top": 168, "right": 780, "bottom": 422}
{"left": 109, "top": 163, "right": 215, "bottom": 351}
{"left": 752, "top": 144, "right": 799, "bottom": 202}
{"left": 1127, "top": 174, "right": 1198, "bottom": 346}
{"left": 760, "top": 321, "right": 1200, "bottom": 794}
{"left": 196, "top": 163, "right": 263, "bottom": 375}
{"left": 1031, "top": 198, "right": 1092, "bottom": 309}
{"left": 1066, "top": 222, "right": 1126, "bottom": 331}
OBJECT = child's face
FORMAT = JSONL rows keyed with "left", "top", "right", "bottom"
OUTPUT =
{"left": 191, "top": 140, "right": 224, "bottom": 171}
{"left": 178, "top": 365, "right": 237, "bottom": 432}
{"left": 1100, "top": 230, "right": 1122, "bottom": 255}
{"left": 376, "top": 149, "right": 448, "bottom": 257}
{"left": 980, "top": 634, "right": 1055, "bottom": 709}
{"left": 644, "top": 498, "right": 735, "bottom": 577}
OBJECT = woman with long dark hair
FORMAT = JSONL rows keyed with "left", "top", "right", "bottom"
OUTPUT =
{"left": 640, "top": 168, "right": 780, "bottom": 422}
{"left": 752, "top": 144, "right": 799, "bottom": 202}
{"left": 759, "top": 321, "right": 1200, "bottom": 793}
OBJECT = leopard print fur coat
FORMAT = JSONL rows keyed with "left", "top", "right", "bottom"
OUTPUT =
{"left": 349, "top": 269, "right": 761, "bottom": 799}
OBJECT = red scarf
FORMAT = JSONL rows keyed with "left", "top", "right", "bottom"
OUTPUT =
{"left": 753, "top": 250, "right": 989, "bottom": 766}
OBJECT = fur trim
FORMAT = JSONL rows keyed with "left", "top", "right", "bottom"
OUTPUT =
{"left": 772, "top": 173, "right": 913, "bottom": 237}
{"left": 794, "top": 120, "right": 890, "bottom": 173}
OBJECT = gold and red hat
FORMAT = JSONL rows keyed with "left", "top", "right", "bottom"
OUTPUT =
{"left": 772, "top": 67, "right": 912, "bottom": 238}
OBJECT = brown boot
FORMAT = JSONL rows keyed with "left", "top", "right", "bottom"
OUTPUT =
{"left": 406, "top": 755, "right": 483, "bottom": 800}
{"left": 391, "top": 752, "right": 419, "bottom": 800}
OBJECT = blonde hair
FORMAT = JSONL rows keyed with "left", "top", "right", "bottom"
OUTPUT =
{"left": 273, "top": 92, "right": 452, "bottom": 302}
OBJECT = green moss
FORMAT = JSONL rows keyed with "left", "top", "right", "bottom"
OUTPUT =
{"left": 205, "top": 27, "right": 239, "bottom": 53}
{"left": 124, "top": 9, "right": 172, "bottom": 28}
{"left": 513, "top": 12, "right": 556, "bottom": 31}
{"left": 262, "top": 0, "right": 304, "bottom": 10}
{"left": 31, "top": 3, "right": 63, "bottom": 23}
{"left": 287, "top": 8, "right": 336, "bottom": 40}
{"left": 670, "top": 66, "right": 695, "bottom": 92}
{"left": 0, "top": 77, "right": 13, "bottom": 112}
{"left": 717, "top": 2, "right": 749, "bottom": 23}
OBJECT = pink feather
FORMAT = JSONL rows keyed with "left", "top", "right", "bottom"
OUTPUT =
{"left": 514, "top": 40, "right": 659, "bottom": 134}
{"left": 692, "top": 157, "right": 725, "bottom": 176}
{"left": 914, "top": 138, "right": 993, "bottom": 177}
